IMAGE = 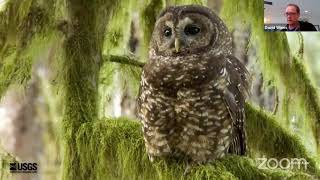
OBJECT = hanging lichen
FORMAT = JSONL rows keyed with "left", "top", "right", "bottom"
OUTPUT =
{"left": 98, "top": 0, "right": 141, "bottom": 118}
{"left": 0, "top": 0, "right": 58, "bottom": 98}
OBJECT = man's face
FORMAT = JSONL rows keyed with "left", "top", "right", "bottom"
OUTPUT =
{"left": 285, "top": 6, "right": 300, "bottom": 25}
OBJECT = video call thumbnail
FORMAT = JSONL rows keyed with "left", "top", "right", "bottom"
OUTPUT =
{"left": 264, "top": 0, "right": 319, "bottom": 31}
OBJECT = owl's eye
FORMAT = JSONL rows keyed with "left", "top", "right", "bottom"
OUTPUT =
{"left": 163, "top": 28, "right": 172, "bottom": 37}
{"left": 184, "top": 25, "right": 201, "bottom": 35}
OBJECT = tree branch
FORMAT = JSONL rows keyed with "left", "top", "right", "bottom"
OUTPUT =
{"left": 104, "top": 54, "right": 145, "bottom": 68}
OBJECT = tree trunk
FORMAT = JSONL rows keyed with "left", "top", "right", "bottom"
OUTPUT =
{"left": 60, "top": 0, "right": 115, "bottom": 179}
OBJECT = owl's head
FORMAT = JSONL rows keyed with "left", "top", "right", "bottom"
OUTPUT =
{"left": 150, "top": 5, "right": 232, "bottom": 58}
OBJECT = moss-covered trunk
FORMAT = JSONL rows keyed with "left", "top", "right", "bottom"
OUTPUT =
{"left": 60, "top": 0, "right": 115, "bottom": 179}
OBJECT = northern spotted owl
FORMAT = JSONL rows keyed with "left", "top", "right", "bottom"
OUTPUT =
{"left": 137, "top": 5, "right": 249, "bottom": 164}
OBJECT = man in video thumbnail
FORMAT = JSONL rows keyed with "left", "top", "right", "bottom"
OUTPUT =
{"left": 282, "top": 4, "right": 317, "bottom": 31}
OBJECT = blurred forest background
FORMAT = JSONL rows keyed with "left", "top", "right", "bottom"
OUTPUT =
{"left": 0, "top": 0, "right": 320, "bottom": 179}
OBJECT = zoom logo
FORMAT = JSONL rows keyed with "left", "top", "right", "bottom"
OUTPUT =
{"left": 256, "top": 158, "right": 309, "bottom": 170}
{"left": 9, "top": 162, "right": 37, "bottom": 173}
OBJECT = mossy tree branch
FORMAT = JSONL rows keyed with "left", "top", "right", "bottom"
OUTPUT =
{"left": 70, "top": 103, "right": 319, "bottom": 179}
{"left": 246, "top": 104, "right": 320, "bottom": 176}
{"left": 103, "top": 54, "right": 144, "bottom": 68}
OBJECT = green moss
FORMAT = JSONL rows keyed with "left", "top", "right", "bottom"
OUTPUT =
{"left": 60, "top": 21, "right": 100, "bottom": 180}
{"left": 60, "top": 0, "right": 118, "bottom": 179}
{"left": 74, "top": 118, "right": 145, "bottom": 180}
{"left": 68, "top": 115, "right": 317, "bottom": 179}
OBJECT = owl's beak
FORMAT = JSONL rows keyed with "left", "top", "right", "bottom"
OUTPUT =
{"left": 175, "top": 38, "right": 180, "bottom": 53}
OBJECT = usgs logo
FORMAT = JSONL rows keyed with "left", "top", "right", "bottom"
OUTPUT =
{"left": 10, "top": 162, "right": 37, "bottom": 173}
{"left": 256, "top": 158, "right": 309, "bottom": 170}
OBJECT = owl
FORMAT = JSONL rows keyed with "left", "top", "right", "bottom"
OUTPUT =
{"left": 137, "top": 5, "right": 249, "bottom": 165}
